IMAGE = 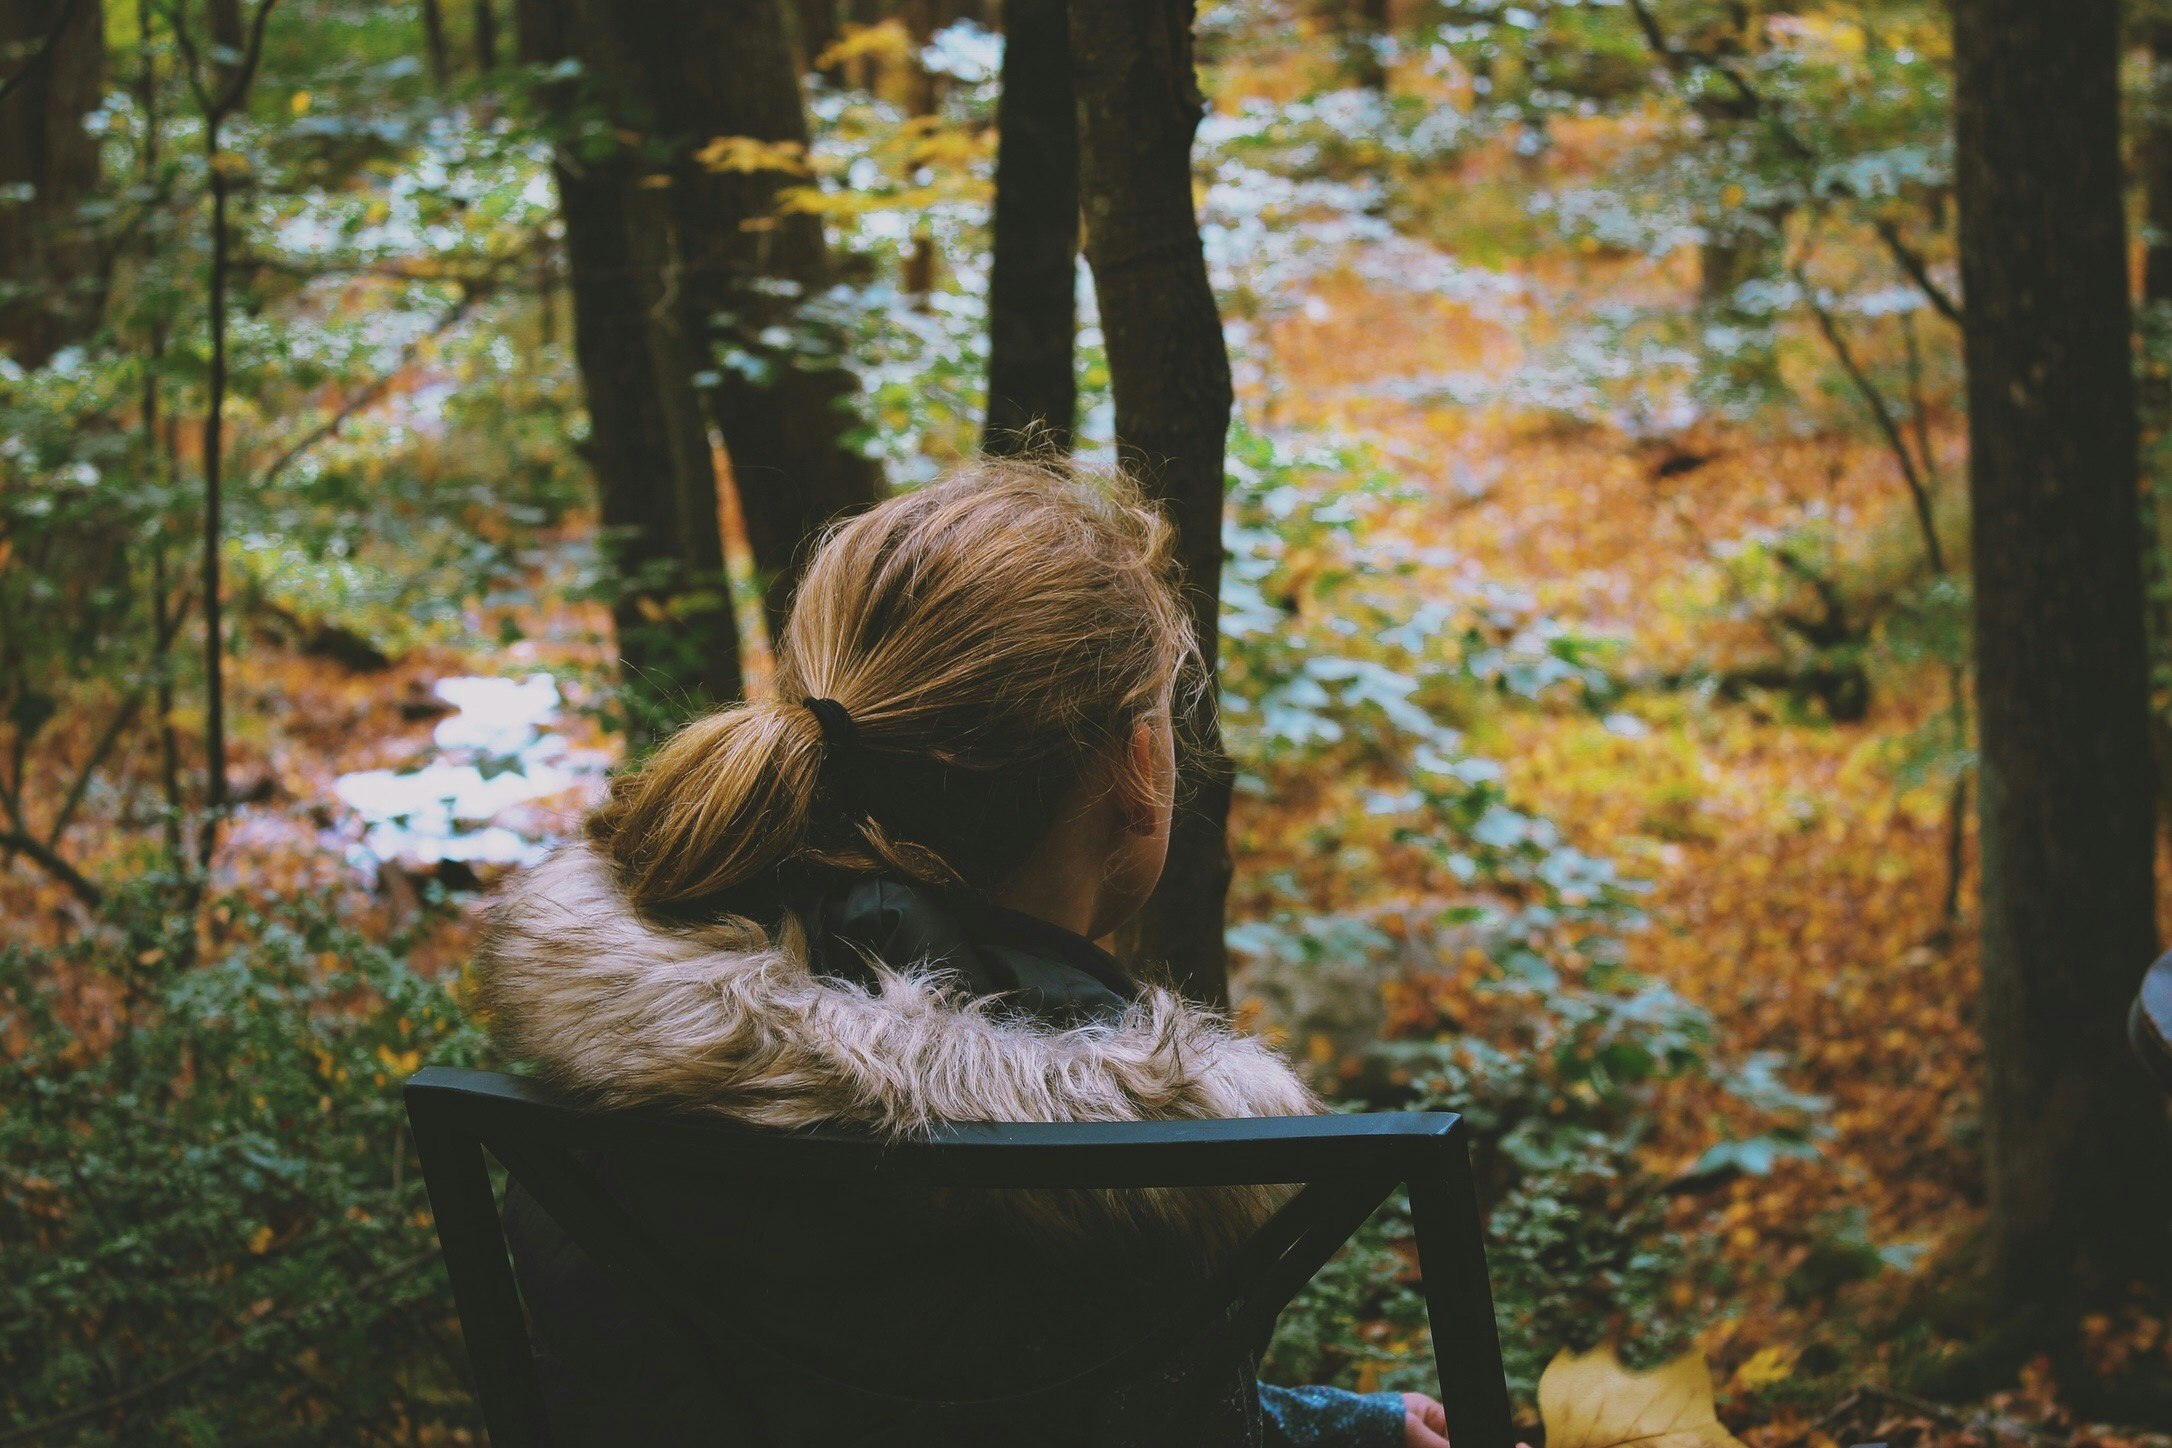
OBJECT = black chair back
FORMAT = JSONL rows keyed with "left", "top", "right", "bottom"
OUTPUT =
{"left": 404, "top": 1065, "right": 1515, "bottom": 1448}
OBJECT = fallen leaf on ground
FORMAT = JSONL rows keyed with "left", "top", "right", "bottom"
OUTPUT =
{"left": 1539, "top": 1345, "right": 1748, "bottom": 1448}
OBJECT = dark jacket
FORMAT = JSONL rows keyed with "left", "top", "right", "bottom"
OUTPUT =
{"left": 479, "top": 848, "right": 1404, "bottom": 1447}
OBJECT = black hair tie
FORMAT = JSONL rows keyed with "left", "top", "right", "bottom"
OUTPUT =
{"left": 801, "top": 696, "right": 860, "bottom": 758}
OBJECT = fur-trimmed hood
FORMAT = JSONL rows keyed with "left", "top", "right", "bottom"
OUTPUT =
{"left": 472, "top": 841, "right": 1321, "bottom": 1251}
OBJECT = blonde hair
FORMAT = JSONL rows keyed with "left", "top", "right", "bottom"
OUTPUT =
{"left": 587, "top": 457, "right": 1200, "bottom": 921}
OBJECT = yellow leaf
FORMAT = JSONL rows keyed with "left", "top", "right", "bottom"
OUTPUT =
{"left": 1539, "top": 1346, "right": 1747, "bottom": 1448}
{"left": 813, "top": 19, "right": 913, "bottom": 71}
{"left": 1731, "top": 1345, "right": 1797, "bottom": 1391}
{"left": 692, "top": 135, "right": 810, "bottom": 176}
{"left": 247, "top": 1224, "right": 274, "bottom": 1255}
{"left": 289, "top": 90, "right": 311, "bottom": 115}
{"left": 375, "top": 1044, "right": 421, "bottom": 1076}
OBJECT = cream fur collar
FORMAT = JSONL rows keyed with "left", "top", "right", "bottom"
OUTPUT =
{"left": 472, "top": 841, "right": 1320, "bottom": 1249}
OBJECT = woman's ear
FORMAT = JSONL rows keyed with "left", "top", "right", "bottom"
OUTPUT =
{"left": 1115, "top": 717, "right": 1161, "bottom": 836}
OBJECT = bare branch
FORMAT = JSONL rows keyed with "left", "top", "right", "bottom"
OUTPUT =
{"left": 158, "top": 0, "right": 215, "bottom": 117}
{"left": 45, "top": 694, "right": 144, "bottom": 849}
{"left": 246, "top": 260, "right": 519, "bottom": 496}
{"left": 1793, "top": 261, "right": 1948, "bottom": 575}
{"left": 0, "top": 828, "right": 103, "bottom": 908}
{"left": 209, "top": 0, "right": 280, "bottom": 124}
{"left": 1874, "top": 217, "right": 1964, "bottom": 327}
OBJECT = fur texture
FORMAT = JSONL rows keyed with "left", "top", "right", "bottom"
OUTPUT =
{"left": 473, "top": 841, "right": 1321, "bottom": 1253}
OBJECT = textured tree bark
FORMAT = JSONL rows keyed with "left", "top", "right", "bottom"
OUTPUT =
{"left": 1073, "top": 0, "right": 1235, "bottom": 1005}
{"left": 613, "top": 0, "right": 882, "bottom": 639}
{"left": 515, "top": 0, "right": 742, "bottom": 738}
{"left": 1953, "top": 0, "right": 2172, "bottom": 1375}
{"left": 0, "top": 0, "right": 103, "bottom": 368}
{"left": 982, "top": 0, "right": 1078, "bottom": 453}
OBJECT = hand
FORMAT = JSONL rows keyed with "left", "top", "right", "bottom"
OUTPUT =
{"left": 1402, "top": 1392, "right": 1449, "bottom": 1448}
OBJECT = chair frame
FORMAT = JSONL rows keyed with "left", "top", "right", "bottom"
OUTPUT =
{"left": 406, "top": 1065, "right": 1516, "bottom": 1448}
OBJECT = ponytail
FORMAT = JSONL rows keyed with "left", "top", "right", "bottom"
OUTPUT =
{"left": 587, "top": 458, "right": 1199, "bottom": 925}
{"left": 585, "top": 701, "right": 824, "bottom": 913}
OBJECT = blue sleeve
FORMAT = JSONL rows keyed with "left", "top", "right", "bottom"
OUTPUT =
{"left": 1258, "top": 1381, "right": 1407, "bottom": 1447}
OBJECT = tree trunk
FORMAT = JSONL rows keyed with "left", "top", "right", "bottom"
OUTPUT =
{"left": 473, "top": 0, "right": 497, "bottom": 72}
{"left": 0, "top": 0, "right": 104, "bottom": 367}
{"left": 897, "top": 0, "right": 941, "bottom": 303}
{"left": 419, "top": 0, "right": 450, "bottom": 84}
{"left": 208, "top": 0, "right": 242, "bottom": 88}
{"left": 1953, "top": 0, "right": 2172, "bottom": 1383}
{"left": 795, "top": 0, "right": 836, "bottom": 77}
{"left": 1073, "top": 0, "right": 1235, "bottom": 1005}
{"left": 515, "top": 0, "right": 743, "bottom": 740}
{"left": 982, "top": 0, "right": 1077, "bottom": 453}
{"left": 2143, "top": 22, "right": 2172, "bottom": 866}
{"left": 613, "top": 0, "right": 882, "bottom": 639}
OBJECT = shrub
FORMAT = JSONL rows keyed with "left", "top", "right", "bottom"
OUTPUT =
{"left": 0, "top": 875, "right": 485, "bottom": 1445}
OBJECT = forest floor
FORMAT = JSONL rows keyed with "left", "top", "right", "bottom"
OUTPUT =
{"left": 1253, "top": 263, "right": 2170, "bottom": 1444}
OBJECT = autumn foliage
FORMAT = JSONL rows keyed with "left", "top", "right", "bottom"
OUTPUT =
{"left": 3, "top": 0, "right": 2170, "bottom": 1444}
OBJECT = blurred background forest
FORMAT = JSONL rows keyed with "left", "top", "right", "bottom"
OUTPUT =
{"left": 3, "top": 0, "right": 2170, "bottom": 1442}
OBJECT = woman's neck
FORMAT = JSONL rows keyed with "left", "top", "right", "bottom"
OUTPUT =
{"left": 990, "top": 850, "right": 1103, "bottom": 940}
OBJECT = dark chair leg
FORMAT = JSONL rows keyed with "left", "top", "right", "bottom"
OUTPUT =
{"left": 409, "top": 1115, "right": 552, "bottom": 1448}
{"left": 1410, "top": 1140, "right": 1516, "bottom": 1448}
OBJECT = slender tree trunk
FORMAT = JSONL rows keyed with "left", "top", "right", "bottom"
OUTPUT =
{"left": 1953, "top": 0, "right": 2172, "bottom": 1386}
{"left": 137, "top": 0, "right": 184, "bottom": 865}
{"left": 1073, "top": 0, "right": 1235, "bottom": 1004}
{"left": 419, "top": 0, "right": 450, "bottom": 84}
{"left": 473, "top": 0, "right": 497, "bottom": 72}
{"left": 983, "top": 0, "right": 1077, "bottom": 453}
{"left": 515, "top": 0, "right": 743, "bottom": 739}
{"left": 184, "top": 0, "right": 279, "bottom": 867}
{"left": 0, "top": 0, "right": 104, "bottom": 367}
{"left": 898, "top": 0, "right": 940, "bottom": 304}
{"left": 613, "top": 0, "right": 882, "bottom": 638}
{"left": 208, "top": 0, "right": 242, "bottom": 88}
{"left": 197, "top": 132, "right": 233, "bottom": 868}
